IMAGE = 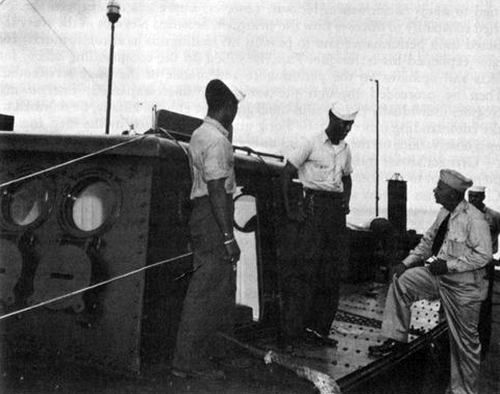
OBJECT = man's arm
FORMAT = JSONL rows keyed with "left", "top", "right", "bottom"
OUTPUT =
{"left": 341, "top": 175, "right": 352, "bottom": 214}
{"left": 207, "top": 178, "right": 240, "bottom": 263}
{"left": 281, "top": 161, "right": 304, "bottom": 221}
{"left": 402, "top": 210, "right": 447, "bottom": 267}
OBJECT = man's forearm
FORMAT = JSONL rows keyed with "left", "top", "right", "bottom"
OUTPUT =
{"left": 207, "top": 179, "right": 234, "bottom": 240}
{"left": 281, "top": 161, "right": 298, "bottom": 214}
{"left": 342, "top": 175, "right": 352, "bottom": 207}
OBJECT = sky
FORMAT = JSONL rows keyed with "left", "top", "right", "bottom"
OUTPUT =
{"left": 1, "top": 0, "right": 500, "bottom": 232}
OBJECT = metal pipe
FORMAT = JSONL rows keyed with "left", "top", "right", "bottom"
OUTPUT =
{"left": 375, "top": 79, "right": 379, "bottom": 217}
{"left": 105, "top": 22, "right": 116, "bottom": 135}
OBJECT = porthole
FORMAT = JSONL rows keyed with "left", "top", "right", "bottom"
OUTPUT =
{"left": 0, "top": 177, "right": 53, "bottom": 231}
{"left": 61, "top": 172, "right": 121, "bottom": 237}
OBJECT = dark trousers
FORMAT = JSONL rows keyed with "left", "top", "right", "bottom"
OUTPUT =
{"left": 173, "top": 197, "right": 235, "bottom": 371}
{"left": 479, "top": 261, "right": 495, "bottom": 358}
{"left": 280, "top": 193, "right": 347, "bottom": 341}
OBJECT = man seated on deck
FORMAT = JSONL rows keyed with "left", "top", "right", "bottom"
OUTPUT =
{"left": 369, "top": 169, "right": 492, "bottom": 394}
{"left": 172, "top": 79, "right": 245, "bottom": 379}
{"left": 280, "top": 99, "right": 358, "bottom": 351}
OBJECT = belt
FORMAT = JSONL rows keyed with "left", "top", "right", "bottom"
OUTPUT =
{"left": 304, "top": 189, "right": 344, "bottom": 200}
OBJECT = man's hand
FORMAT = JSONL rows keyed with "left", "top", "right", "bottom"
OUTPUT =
{"left": 393, "top": 262, "right": 407, "bottom": 278}
{"left": 428, "top": 258, "right": 448, "bottom": 275}
{"left": 224, "top": 239, "right": 241, "bottom": 265}
{"left": 341, "top": 195, "right": 350, "bottom": 215}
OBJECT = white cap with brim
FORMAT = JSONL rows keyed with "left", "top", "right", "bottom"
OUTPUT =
{"left": 222, "top": 80, "right": 246, "bottom": 103}
{"left": 439, "top": 169, "right": 473, "bottom": 192}
{"left": 330, "top": 100, "right": 359, "bottom": 121}
{"left": 469, "top": 186, "right": 486, "bottom": 193}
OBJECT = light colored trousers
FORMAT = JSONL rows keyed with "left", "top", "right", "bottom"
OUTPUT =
{"left": 382, "top": 266, "right": 487, "bottom": 394}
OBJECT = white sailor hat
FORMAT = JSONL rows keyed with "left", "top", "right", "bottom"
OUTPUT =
{"left": 330, "top": 100, "right": 359, "bottom": 121}
{"left": 439, "top": 169, "right": 473, "bottom": 192}
{"left": 469, "top": 185, "right": 486, "bottom": 193}
{"left": 221, "top": 79, "right": 246, "bottom": 103}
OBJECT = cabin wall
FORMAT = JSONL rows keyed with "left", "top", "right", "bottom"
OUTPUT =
{"left": 140, "top": 147, "right": 192, "bottom": 364}
{"left": 0, "top": 147, "right": 156, "bottom": 373}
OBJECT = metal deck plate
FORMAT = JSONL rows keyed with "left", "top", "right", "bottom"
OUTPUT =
{"left": 252, "top": 281, "right": 443, "bottom": 382}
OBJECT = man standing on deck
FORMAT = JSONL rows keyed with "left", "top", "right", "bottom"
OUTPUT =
{"left": 172, "top": 79, "right": 245, "bottom": 379}
{"left": 369, "top": 169, "right": 492, "bottom": 394}
{"left": 468, "top": 186, "right": 500, "bottom": 255}
{"left": 280, "top": 100, "right": 358, "bottom": 350}
{"left": 468, "top": 185, "right": 500, "bottom": 356}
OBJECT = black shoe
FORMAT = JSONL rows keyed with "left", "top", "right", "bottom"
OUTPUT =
{"left": 171, "top": 366, "right": 225, "bottom": 379}
{"left": 368, "top": 339, "right": 407, "bottom": 357}
{"left": 303, "top": 328, "right": 338, "bottom": 347}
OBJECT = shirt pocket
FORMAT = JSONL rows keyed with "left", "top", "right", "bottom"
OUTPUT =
{"left": 446, "top": 229, "right": 467, "bottom": 258}
{"left": 309, "top": 161, "right": 330, "bottom": 181}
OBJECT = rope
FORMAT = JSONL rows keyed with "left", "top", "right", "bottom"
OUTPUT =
{"left": 0, "top": 251, "right": 193, "bottom": 321}
{"left": 218, "top": 333, "right": 341, "bottom": 394}
{"left": 0, "top": 135, "right": 148, "bottom": 189}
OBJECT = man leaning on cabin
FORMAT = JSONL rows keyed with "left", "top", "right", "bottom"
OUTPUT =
{"left": 172, "top": 79, "right": 245, "bottom": 379}
{"left": 280, "top": 99, "right": 358, "bottom": 351}
{"left": 369, "top": 169, "right": 492, "bottom": 394}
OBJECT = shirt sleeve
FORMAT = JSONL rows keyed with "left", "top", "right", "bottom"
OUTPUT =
{"left": 447, "top": 216, "right": 492, "bottom": 272}
{"left": 201, "top": 138, "right": 232, "bottom": 182}
{"left": 403, "top": 213, "right": 442, "bottom": 267}
{"left": 286, "top": 139, "right": 313, "bottom": 169}
{"left": 343, "top": 145, "right": 353, "bottom": 176}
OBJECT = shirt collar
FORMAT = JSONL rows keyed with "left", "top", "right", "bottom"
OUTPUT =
{"left": 204, "top": 116, "right": 229, "bottom": 138}
{"left": 322, "top": 131, "right": 346, "bottom": 148}
{"left": 449, "top": 200, "right": 468, "bottom": 218}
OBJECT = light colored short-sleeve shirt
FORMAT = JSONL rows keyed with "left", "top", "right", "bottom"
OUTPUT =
{"left": 287, "top": 131, "right": 353, "bottom": 192}
{"left": 189, "top": 117, "right": 236, "bottom": 199}
{"left": 403, "top": 200, "right": 492, "bottom": 272}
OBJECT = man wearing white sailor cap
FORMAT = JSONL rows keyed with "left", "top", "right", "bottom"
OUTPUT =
{"left": 279, "top": 98, "right": 359, "bottom": 350}
{"left": 467, "top": 184, "right": 500, "bottom": 360}
{"left": 173, "top": 78, "right": 245, "bottom": 379}
{"left": 468, "top": 186, "right": 500, "bottom": 254}
{"left": 370, "top": 169, "right": 492, "bottom": 394}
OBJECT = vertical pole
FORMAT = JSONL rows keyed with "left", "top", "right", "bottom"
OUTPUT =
{"left": 105, "top": 23, "right": 115, "bottom": 135}
{"left": 375, "top": 80, "right": 379, "bottom": 217}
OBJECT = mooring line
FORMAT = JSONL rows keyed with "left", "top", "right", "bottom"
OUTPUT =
{"left": 0, "top": 135, "right": 148, "bottom": 189}
{"left": 0, "top": 251, "right": 193, "bottom": 321}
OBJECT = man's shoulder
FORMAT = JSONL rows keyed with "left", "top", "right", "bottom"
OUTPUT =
{"left": 465, "top": 202, "right": 490, "bottom": 223}
{"left": 190, "top": 122, "right": 223, "bottom": 146}
{"left": 485, "top": 206, "right": 500, "bottom": 218}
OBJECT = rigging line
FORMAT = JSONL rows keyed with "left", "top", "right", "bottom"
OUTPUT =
{"left": 0, "top": 135, "right": 148, "bottom": 189}
{"left": 0, "top": 0, "right": 9, "bottom": 7}
{"left": 25, "top": 0, "right": 96, "bottom": 86}
{"left": 0, "top": 252, "right": 193, "bottom": 321}
{"left": 24, "top": 0, "right": 130, "bottom": 128}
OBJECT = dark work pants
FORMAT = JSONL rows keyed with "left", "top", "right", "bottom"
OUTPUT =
{"left": 280, "top": 194, "right": 347, "bottom": 341}
{"left": 173, "top": 197, "right": 235, "bottom": 371}
{"left": 478, "top": 261, "right": 495, "bottom": 357}
{"left": 382, "top": 267, "right": 487, "bottom": 394}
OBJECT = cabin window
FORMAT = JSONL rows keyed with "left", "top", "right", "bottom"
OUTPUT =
{"left": 234, "top": 191, "right": 260, "bottom": 321}
{"left": 2, "top": 178, "right": 51, "bottom": 229}
{"left": 72, "top": 181, "right": 117, "bottom": 232}
{"left": 61, "top": 173, "right": 121, "bottom": 237}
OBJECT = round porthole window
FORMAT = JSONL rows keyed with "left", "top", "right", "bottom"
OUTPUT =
{"left": 1, "top": 178, "right": 52, "bottom": 231}
{"left": 61, "top": 173, "right": 121, "bottom": 237}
